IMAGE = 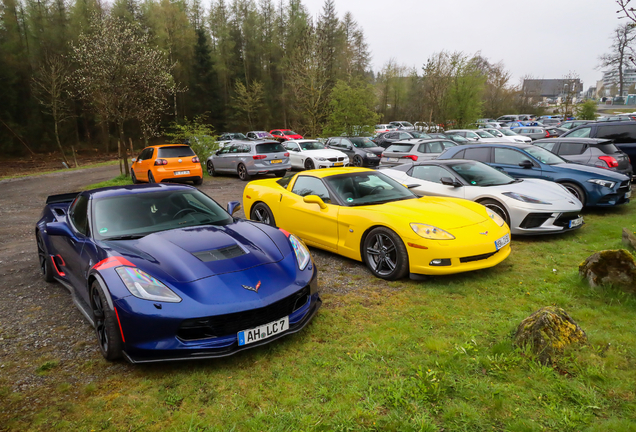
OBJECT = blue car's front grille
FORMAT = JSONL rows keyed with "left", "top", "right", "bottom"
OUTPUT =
{"left": 177, "top": 286, "right": 310, "bottom": 341}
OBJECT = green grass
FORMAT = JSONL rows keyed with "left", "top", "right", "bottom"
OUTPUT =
{"left": 84, "top": 174, "right": 133, "bottom": 190}
{"left": 4, "top": 200, "right": 636, "bottom": 431}
{"left": 0, "top": 160, "right": 119, "bottom": 181}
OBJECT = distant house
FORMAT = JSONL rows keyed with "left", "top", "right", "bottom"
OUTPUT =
{"left": 601, "top": 68, "right": 636, "bottom": 96}
{"left": 522, "top": 79, "right": 583, "bottom": 100}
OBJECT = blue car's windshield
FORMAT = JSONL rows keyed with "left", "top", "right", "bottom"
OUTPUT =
{"left": 93, "top": 189, "right": 233, "bottom": 240}
{"left": 524, "top": 146, "right": 567, "bottom": 165}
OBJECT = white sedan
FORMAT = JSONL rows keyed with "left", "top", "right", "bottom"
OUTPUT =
{"left": 381, "top": 160, "right": 584, "bottom": 235}
{"left": 282, "top": 139, "right": 349, "bottom": 170}
{"left": 482, "top": 128, "right": 528, "bottom": 143}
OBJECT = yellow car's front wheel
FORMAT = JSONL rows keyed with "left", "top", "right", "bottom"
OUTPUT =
{"left": 363, "top": 227, "right": 409, "bottom": 280}
{"left": 250, "top": 202, "right": 276, "bottom": 227}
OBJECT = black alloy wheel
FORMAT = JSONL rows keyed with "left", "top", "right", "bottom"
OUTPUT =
{"left": 250, "top": 202, "right": 276, "bottom": 226}
{"left": 148, "top": 171, "right": 156, "bottom": 183}
{"left": 561, "top": 182, "right": 586, "bottom": 207}
{"left": 479, "top": 199, "right": 510, "bottom": 227}
{"left": 131, "top": 170, "right": 139, "bottom": 184}
{"left": 237, "top": 163, "right": 251, "bottom": 181}
{"left": 304, "top": 159, "right": 315, "bottom": 170}
{"left": 91, "top": 281, "right": 123, "bottom": 361}
{"left": 363, "top": 227, "right": 409, "bottom": 280}
{"left": 206, "top": 160, "right": 216, "bottom": 177}
{"left": 36, "top": 232, "right": 55, "bottom": 282}
{"left": 353, "top": 155, "right": 363, "bottom": 167}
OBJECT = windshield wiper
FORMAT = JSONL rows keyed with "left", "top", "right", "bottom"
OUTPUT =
{"left": 104, "top": 234, "right": 147, "bottom": 240}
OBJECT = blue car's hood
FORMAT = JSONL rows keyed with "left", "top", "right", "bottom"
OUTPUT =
{"left": 101, "top": 221, "right": 286, "bottom": 283}
{"left": 552, "top": 163, "right": 630, "bottom": 181}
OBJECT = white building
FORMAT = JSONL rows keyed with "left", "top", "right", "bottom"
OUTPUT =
{"left": 601, "top": 68, "right": 636, "bottom": 96}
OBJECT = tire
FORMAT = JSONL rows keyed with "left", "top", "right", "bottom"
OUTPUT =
{"left": 363, "top": 227, "right": 409, "bottom": 280}
{"left": 148, "top": 171, "right": 156, "bottom": 183}
{"left": 561, "top": 182, "right": 586, "bottom": 207}
{"left": 478, "top": 199, "right": 510, "bottom": 227}
{"left": 193, "top": 177, "right": 203, "bottom": 186}
{"left": 237, "top": 163, "right": 251, "bottom": 181}
{"left": 353, "top": 155, "right": 364, "bottom": 167}
{"left": 131, "top": 170, "right": 139, "bottom": 184}
{"left": 274, "top": 170, "right": 287, "bottom": 177}
{"left": 250, "top": 202, "right": 276, "bottom": 226}
{"left": 304, "top": 159, "right": 315, "bottom": 170}
{"left": 206, "top": 160, "right": 217, "bottom": 177}
{"left": 36, "top": 231, "right": 55, "bottom": 282}
{"left": 91, "top": 281, "right": 123, "bottom": 361}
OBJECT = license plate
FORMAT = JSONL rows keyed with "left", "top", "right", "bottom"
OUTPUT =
{"left": 388, "top": 157, "right": 399, "bottom": 162}
{"left": 494, "top": 233, "right": 510, "bottom": 250}
{"left": 271, "top": 159, "right": 282, "bottom": 164}
{"left": 238, "top": 316, "right": 289, "bottom": 346}
{"left": 174, "top": 170, "right": 190, "bottom": 175}
{"left": 334, "top": 162, "right": 344, "bottom": 167}
{"left": 626, "top": 190, "right": 632, "bottom": 198}
{"left": 569, "top": 217, "right": 584, "bottom": 228}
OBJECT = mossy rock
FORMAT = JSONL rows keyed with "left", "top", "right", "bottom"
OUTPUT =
{"left": 513, "top": 306, "right": 587, "bottom": 365}
{"left": 578, "top": 249, "right": 636, "bottom": 293}
{"left": 622, "top": 228, "right": 636, "bottom": 250}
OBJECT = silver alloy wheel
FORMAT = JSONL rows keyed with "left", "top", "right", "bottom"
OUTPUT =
{"left": 237, "top": 164, "right": 249, "bottom": 181}
{"left": 365, "top": 232, "right": 398, "bottom": 277}
{"left": 206, "top": 160, "right": 216, "bottom": 176}
{"left": 483, "top": 200, "right": 510, "bottom": 226}
{"left": 251, "top": 203, "right": 275, "bottom": 226}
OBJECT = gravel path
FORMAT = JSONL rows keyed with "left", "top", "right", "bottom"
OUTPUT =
{"left": 0, "top": 167, "right": 388, "bottom": 427}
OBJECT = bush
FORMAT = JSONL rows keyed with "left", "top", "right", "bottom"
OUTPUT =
{"left": 165, "top": 114, "right": 219, "bottom": 160}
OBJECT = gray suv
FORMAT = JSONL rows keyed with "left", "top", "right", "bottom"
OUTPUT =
{"left": 206, "top": 140, "right": 291, "bottom": 181}
{"left": 533, "top": 138, "right": 633, "bottom": 178}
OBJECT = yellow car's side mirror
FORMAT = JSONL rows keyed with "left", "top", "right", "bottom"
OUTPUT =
{"left": 303, "top": 195, "right": 327, "bottom": 209}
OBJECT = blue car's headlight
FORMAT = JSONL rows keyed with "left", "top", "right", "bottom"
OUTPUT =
{"left": 115, "top": 267, "right": 182, "bottom": 303}
{"left": 289, "top": 234, "right": 311, "bottom": 270}
{"left": 587, "top": 179, "right": 616, "bottom": 189}
{"left": 502, "top": 192, "right": 551, "bottom": 205}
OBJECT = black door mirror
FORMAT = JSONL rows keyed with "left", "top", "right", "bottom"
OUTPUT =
{"left": 441, "top": 177, "right": 462, "bottom": 187}
{"left": 519, "top": 160, "right": 533, "bottom": 169}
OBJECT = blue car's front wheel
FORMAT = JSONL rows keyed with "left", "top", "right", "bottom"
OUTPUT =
{"left": 91, "top": 281, "right": 123, "bottom": 361}
{"left": 36, "top": 232, "right": 55, "bottom": 283}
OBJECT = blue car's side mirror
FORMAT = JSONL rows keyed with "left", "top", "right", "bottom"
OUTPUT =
{"left": 46, "top": 222, "right": 74, "bottom": 237}
{"left": 227, "top": 201, "right": 241, "bottom": 216}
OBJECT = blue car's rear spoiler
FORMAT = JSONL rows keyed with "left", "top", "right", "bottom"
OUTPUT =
{"left": 46, "top": 192, "right": 80, "bottom": 204}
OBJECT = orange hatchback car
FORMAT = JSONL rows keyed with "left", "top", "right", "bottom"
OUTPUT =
{"left": 131, "top": 144, "right": 203, "bottom": 185}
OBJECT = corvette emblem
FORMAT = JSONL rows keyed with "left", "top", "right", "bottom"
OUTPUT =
{"left": 242, "top": 281, "right": 261, "bottom": 292}
{"left": 479, "top": 231, "right": 488, "bottom": 235}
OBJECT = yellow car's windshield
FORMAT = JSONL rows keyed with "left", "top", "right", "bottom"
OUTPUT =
{"left": 326, "top": 172, "right": 416, "bottom": 206}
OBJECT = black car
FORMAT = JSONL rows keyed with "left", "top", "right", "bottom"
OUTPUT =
{"left": 326, "top": 136, "right": 384, "bottom": 167}
{"left": 533, "top": 138, "right": 633, "bottom": 178}
{"left": 373, "top": 131, "right": 430, "bottom": 149}
{"left": 562, "top": 121, "right": 636, "bottom": 173}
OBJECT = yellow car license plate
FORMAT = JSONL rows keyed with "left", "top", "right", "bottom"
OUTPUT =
{"left": 334, "top": 162, "right": 344, "bottom": 167}
{"left": 271, "top": 159, "right": 282, "bottom": 164}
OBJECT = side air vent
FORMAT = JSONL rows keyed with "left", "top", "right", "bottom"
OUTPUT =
{"left": 193, "top": 245, "right": 246, "bottom": 262}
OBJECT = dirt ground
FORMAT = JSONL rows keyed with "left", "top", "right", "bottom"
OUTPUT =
{"left": 0, "top": 151, "right": 120, "bottom": 178}
{"left": 0, "top": 163, "right": 387, "bottom": 428}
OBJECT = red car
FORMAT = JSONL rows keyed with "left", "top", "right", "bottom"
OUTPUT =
{"left": 270, "top": 129, "right": 303, "bottom": 141}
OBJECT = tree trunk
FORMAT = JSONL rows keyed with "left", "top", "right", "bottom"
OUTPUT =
{"left": 101, "top": 121, "right": 109, "bottom": 153}
{"left": 118, "top": 121, "right": 130, "bottom": 177}
{"left": 54, "top": 121, "right": 71, "bottom": 168}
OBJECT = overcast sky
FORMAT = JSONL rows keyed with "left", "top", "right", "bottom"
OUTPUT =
{"left": 301, "top": 0, "right": 622, "bottom": 90}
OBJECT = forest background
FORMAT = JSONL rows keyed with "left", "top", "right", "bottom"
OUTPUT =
{"left": 0, "top": 0, "right": 538, "bottom": 160}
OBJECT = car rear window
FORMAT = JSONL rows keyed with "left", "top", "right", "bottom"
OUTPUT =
{"left": 386, "top": 144, "right": 414, "bottom": 152}
{"left": 598, "top": 143, "right": 620, "bottom": 154}
{"left": 597, "top": 125, "right": 636, "bottom": 143}
{"left": 157, "top": 146, "right": 195, "bottom": 158}
{"left": 256, "top": 143, "right": 286, "bottom": 153}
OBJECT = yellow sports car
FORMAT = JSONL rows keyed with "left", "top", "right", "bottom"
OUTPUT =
{"left": 243, "top": 168, "right": 511, "bottom": 280}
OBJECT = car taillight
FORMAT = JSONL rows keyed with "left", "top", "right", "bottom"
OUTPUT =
{"left": 403, "top": 155, "right": 418, "bottom": 161}
{"left": 284, "top": 152, "right": 290, "bottom": 157}
{"left": 380, "top": 153, "right": 384, "bottom": 158}
{"left": 154, "top": 159, "right": 168, "bottom": 165}
{"left": 253, "top": 155, "right": 266, "bottom": 160}
{"left": 192, "top": 156, "right": 199, "bottom": 163}
{"left": 599, "top": 155, "right": 619, "bottom": 168}
{"left": 545, "top": 130, "right": 550, "bottom": 137}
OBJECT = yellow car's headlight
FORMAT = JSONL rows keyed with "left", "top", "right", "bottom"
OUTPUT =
{"left": 487, "top": 210, "right": 505, "bottom": 227}
{"left": 410, "top": 223, "right": 455, "bottom": 240}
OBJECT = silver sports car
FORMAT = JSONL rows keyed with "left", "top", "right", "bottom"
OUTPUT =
{"left": 381, "top": 160, "right": 584, "bottom": 235}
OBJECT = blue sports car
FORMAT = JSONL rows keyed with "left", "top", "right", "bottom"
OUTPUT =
{"left": 437, "top": 143, "right": 631, "bottom": 207}
{"left": 35, "top": 183, "right": 321, "bottom": 363}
